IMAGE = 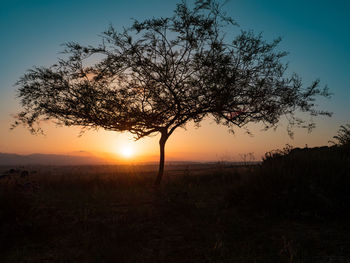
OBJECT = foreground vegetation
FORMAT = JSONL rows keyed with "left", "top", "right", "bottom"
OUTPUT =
{"left": 1, "top": 145, "right": 350, "bottom": 262}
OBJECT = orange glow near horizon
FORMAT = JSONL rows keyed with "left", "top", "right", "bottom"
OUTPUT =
{"left": 0, "top": 114, "right": 338, "bottom": 163}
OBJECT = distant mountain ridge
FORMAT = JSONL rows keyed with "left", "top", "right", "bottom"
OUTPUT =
{"left": 0, "top": 152, "right": 106, "bottom": 166}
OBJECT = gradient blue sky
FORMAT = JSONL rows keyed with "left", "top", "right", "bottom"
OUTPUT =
{"left": 0, "top": 0, "right": 349, "bottom": 161}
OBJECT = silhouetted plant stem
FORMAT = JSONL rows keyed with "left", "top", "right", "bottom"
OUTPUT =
{"left": 155, "top": 130, "right": 169, "bottom": 186}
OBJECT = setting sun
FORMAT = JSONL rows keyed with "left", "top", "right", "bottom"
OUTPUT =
{"left": 120, "top": 145, "right": 134, "bottom": 158}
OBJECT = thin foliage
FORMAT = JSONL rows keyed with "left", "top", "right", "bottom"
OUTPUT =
{"left": 329, "top": 124, "right": 350, "bottom": 146}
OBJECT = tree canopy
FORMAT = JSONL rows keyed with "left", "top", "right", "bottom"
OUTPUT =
{"left": 13, "top": 0, "right": 331, "bottom": 184}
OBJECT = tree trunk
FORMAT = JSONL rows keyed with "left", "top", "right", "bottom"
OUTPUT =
{"left": 154, "top": 130, "right": 168, "bottom": 186}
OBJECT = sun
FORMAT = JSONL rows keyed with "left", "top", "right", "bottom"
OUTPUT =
{"left": 120, "top": 145, "right": 134, "bottom": 158}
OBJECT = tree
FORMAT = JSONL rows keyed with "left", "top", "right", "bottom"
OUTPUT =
{"left": 13, "top": 0, "right": 331, "bottom": 185}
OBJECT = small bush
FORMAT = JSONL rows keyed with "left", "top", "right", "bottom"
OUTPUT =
{"left": 330, "top": 124, "right": 350, "bottom": 147}
{"left": 227, "top": 145, "right": 350, "bottom": 219}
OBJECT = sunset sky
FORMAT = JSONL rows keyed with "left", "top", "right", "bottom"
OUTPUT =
{"left": 1, "top": 0, "right": 349, "bottom": 162}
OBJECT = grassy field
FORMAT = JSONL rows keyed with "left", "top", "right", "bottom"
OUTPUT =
{"left": 1, "top": 158, "right": 350, "bottom": 262}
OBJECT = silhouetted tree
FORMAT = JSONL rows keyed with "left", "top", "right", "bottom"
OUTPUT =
{"left": 13, "top": 0, "right": 331, "bottom": 185}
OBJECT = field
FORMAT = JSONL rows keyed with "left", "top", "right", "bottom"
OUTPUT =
{"left": 1, "top": 154, "right": 350, "bottom": 262}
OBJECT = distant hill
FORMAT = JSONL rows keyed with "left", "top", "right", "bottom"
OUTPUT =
{"left": 0, "top": 152, "right": 107, "bottom": 166}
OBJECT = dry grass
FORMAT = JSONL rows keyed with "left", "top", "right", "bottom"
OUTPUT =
{"left": 0, "top": 163, "right": 349, "bottom": 262}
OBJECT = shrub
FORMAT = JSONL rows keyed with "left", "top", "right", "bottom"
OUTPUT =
{"left": 330, "top": 124, "right": 350, "bottom": 147}
{"left": 227, "top": 144, "right": 350, "bottom": 219}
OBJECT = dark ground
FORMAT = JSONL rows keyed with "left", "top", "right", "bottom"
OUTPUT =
{"left": 0, "top": 163, "right": 349, "bottom": 263}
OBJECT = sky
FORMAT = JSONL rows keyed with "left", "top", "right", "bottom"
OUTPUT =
{"left": 0, "top": 0, "right": 349, "bottom": 162}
